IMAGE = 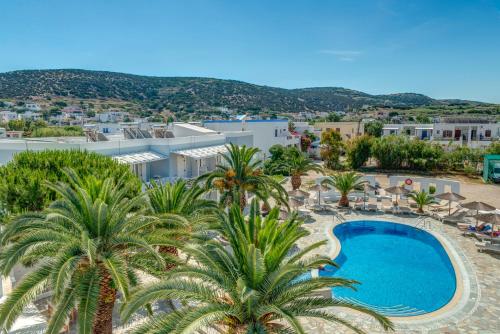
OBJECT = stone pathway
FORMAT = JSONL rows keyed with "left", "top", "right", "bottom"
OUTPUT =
{"left": 297, "top": 210, "right": 500, "bottom": 334}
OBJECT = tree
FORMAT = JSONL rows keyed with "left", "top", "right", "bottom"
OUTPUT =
{"left": 486, "top": 141, "right": 500, "bottom": 155}
{"left": 322, "top": 172, "right": 364, "bottom": 207}
{"left": 320, "top": 129, "right": 344, "bottom": 169}
{"left": 0, "top": 171, "right": 166, "bottom": 334}
{"left": 146, "top": 180, "right": 219, "bottom": 268}
{"left": 346, "top": 135, "right": 373, "bottom": 169}
{"left": 0, "top": 150, "right": 140, "bottom": 214}
{"left": 197, "top": 144, "right": 288, "bottom": 209}
{"left": 364, "top": 121, "right": 384, "bottom": 137}
{"left": 286, "top": 152, "right": 323, "bottom": 190}
{"left": 371, "top": 135, "right": 408, "bottom": 169}
{"left": 326, "top": 112, "right": 341, "bottom": 122}
{"left": 300, "top": 130, "right": 317, "bottom": 152}
{"left": 416, "top": 113, "right": 431, "bottom": 124}
{"left": 408, "top": 190, "right": 435, "bottom": 213}
{"left": 122, "top": 201, "right": 392, "bottom": 333}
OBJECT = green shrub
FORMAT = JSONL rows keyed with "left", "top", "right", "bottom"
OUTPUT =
{"left": 320, "top": 129, "right": 344, "bottom": 169}
{"left": 0, "top": 150, "right": 140, "bottom": 213}
{"left": 371, "top": 135, "right": 408, "bottom": 169}
{"left": 346, "top": 135, "right": 373, "bottom": 169}
{"left": 31, "top": 126, "right": 84, "bottom": 137}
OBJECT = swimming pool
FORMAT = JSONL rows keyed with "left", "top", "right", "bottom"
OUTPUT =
{"left": 321, "top": 220, "right": 457, "bottom": 316}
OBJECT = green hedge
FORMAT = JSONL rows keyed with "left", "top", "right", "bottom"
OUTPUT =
{"left": 0, "top": 150, "right": 141, "bottom": 214}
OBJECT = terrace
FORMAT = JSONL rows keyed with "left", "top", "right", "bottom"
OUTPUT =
{"left": 282, "top": 172, "right": 500, "bottom": 333}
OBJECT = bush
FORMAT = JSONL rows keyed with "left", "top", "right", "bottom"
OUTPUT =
{"left": 364, "top": 121, "right": 384, "bottom": 137}
{"left": 31, "top": 126, "right": 84, "bottom": 137}
{"left": 0, "top": 150, "right": 141, "bottom": 213}
{"left": 264, "top": 145, "right": 302, "bottom": 175}
{"left": 406, "top": 139, "right": 444, "bottom": 170}
{"left": 371, "top": 135, "right": 408, "bottom": 169}
{"left": 346, "top": 135, "right": 373, "bottom": 169}
{"left": 440, "top": 146, "right": 483, "bottom": 172}
{"left": 320, "top": 129, "right": 343, "bottom": 169}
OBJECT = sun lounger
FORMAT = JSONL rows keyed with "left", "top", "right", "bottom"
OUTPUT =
{"left": 367, "top": 204, "right": 378, "bottom": 212}
{"left": 476, "top": 242, "right": 500, "bottom": 254}
{"left": 398, "top": 206, "right": 412, "bottom": 215}
{"left": 382, "top": 204, "right": 394, "bottom": 214}
{"left": 442, "top": 211, "right": 468, "bottom": 224}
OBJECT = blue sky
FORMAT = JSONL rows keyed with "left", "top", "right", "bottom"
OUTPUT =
{"left": 1, "top": 0, "right": 500, "bottom": 102}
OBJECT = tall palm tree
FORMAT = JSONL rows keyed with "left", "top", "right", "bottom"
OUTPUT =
{"left": 0, "top": 171, "right": 166, "bottom": 334}
{"left": 146, "top": 179, "right": 219, "bottom": 268}
{"left": 286, "top": 152, "right": 323, "bottom": 190}
{"left": 408, "top": 190, "right": 435, "bottom": 213}
{"left": 322, "top": 172, "right": 364, "bottom": 207}
{"left": 197, "top": 143, "right": 288, "bottom": 209}
{"left": 122, "top": 201, "right": 393, "bottom": 333}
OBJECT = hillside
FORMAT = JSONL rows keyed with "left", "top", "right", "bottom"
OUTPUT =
{"left": 0, "top": 69, "right": 472, "bottom": 113}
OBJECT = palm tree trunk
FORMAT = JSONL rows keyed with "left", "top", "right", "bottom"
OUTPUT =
{"left": 339, "top": 195, "right": 349, "bottom": 207}
{"left": 291, "top": 174, "right": 302, "bottom": 190}
{"left": 159, "top": 245, "right": 178, "bottom": 270}
{"left": 93, "top": 268, "right": 117, "bottom": 334}
{"left": 239, "top": 192, "right": 246, "bottom": 211}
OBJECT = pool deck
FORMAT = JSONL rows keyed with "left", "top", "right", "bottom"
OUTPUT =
{"left": 297, "top": 210, "right": 500, "bottom": 334}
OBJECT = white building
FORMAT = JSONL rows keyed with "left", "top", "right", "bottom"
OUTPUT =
{"left": 19, "top": 111, "right": 42, "bottom": 120}
{"left": 0, "top": 110, "right": 18, "bottom": 122}
{"left": 382, "top": 121, "right": 500, "bottom": 148}
{"left": 25, "top": 103, "right": 42, "bottom": 111}
{"left": 0, "top": 122, "right": 253, "bottom": 182}
{"left": 97, "top": 110, "right": 129, "bottom": 123}
{"left": 203, "top": 119, "right": 300, "bottom": 158}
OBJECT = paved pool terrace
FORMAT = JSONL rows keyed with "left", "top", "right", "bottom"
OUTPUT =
{"left": 297, "top": 210, "right": 500, "bottom": 334}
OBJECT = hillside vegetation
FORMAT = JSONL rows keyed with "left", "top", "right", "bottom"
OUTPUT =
{"left": 0, "top": 69, "right": 447, "bottom": 113}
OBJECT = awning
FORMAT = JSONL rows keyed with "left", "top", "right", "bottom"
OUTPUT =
{"left": 384, "top": 127, "right": 399, "bottom": 130}
{"left": 173, "top": 145, "right": 227, "bottom": 159}
{"left": 415, "top": 126, "right": 433, "bottom": 130}
{"left": 113, "top": 151, "right": 167, "bottom": 164}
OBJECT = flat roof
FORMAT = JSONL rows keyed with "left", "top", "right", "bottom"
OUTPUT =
{"left": 173, "top": 145, "right": 227, "bottom": 159}
{"left": 203, "top": 119, "right": 288, "bottom": 123}
{"left": 113, "top": 151, "right": 167, "bottom": 164}
{"left": 174, "top": 123, "right": 217, "bottom": 133}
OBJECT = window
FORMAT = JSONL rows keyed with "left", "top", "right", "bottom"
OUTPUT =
{"left": 274, "top": 129, "right": 278, "bottom": 137}
{"left": 336, "top": 128, "right": 340, "bottom": 132}
{"left": 443, "top": 130, "right": 453, "bottom": 138}
{"left": 485, "top": 130, "right": 491, "bottom": 138}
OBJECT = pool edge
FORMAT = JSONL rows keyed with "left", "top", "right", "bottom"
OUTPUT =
{"left": 322, "top": 217, "right": 467, "bottom": 324}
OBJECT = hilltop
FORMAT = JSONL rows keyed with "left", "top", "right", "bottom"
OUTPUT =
{"left": 0, "top": 69, "right": 457, "bottom": 114}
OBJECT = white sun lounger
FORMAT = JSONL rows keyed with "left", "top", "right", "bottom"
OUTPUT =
{"left": 476, "top": 242, "right": 500, "bottom": 254}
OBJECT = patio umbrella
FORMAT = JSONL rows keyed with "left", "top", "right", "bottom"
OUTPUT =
{"left": 362, "top": 182, "right": 377, "bottom": 210}
{"left": 435, "top": 192, "right": 466, "bottom": 215}
{"left": 309, "top": 183, "right": 330, "bottom": 205}
{"left": 461, "top": 201, "right": 496, "bottom": 226}
{"left": 287, "top": 189, "right": 310, "bottom": 198}
{"left": 473, "top": 212, "right": 500, "bottom": 238}
{"left": 384, "top": 186, "right": 410, "bottom": 205}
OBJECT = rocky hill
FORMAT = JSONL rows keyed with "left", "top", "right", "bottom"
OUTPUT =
{"left": 0, "top": 69, "right": 453, "bottom": 113}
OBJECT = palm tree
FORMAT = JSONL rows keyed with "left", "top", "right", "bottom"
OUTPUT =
{"left": 197, "top": 143, "right": 288, "bottom": 209}
{"left": 408, "top": 190, "right": 435, "bottom": 214}
{"left": 0, "top": 171, "right": 166, "bottom": 334}
{"left": 146, "top": 179, "right": 219, "bottom": 268}
{"left": 286, "top": 152, "right": 323, "bottom": 190}
{"left": 122, "top": 201, "right": 393, "bottom": 333}
{"left": 322, "top": 172, "right": 364, "bottom": 207}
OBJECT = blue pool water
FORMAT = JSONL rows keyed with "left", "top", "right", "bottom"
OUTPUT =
{"left": 321, "top": 220, "right": 456, "bottom": 316}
